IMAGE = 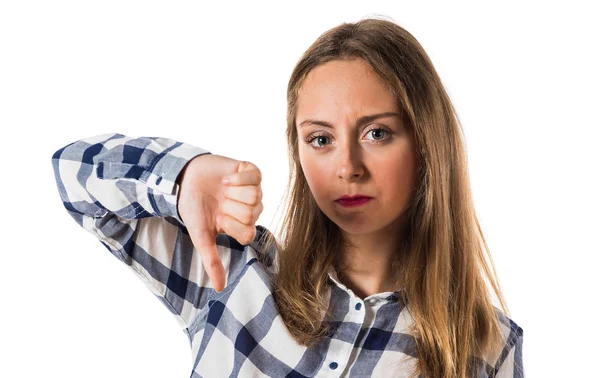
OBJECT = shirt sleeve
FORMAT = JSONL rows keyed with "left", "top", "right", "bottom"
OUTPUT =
{"left": 50, "top": 132, "right": 258, "bottom": 334}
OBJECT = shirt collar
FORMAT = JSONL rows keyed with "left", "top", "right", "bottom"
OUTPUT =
{"left": 327, "top": 265, "right": 401, "bottom": 303}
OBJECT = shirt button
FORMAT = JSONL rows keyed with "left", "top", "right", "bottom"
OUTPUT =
{"left": 355, "top": 303, "right": 362, "bottom": 311}
{"left": 155, "top": 176, "right": 162, "bottom": 185}
{"left": 329, "top": 362, "right": 338, "bottom": 370}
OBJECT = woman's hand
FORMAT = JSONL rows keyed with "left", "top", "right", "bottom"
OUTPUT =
{"left": 176, "top": 154, "right": 263, "bottom": 292}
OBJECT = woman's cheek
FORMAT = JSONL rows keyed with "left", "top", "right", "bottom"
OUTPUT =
{"left": 302, "top": 157, "right": 332, "bottom": 203}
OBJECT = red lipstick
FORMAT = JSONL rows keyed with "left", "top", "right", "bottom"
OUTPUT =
{"left": 335, "top": 195, "right": 373, "bottom": 208}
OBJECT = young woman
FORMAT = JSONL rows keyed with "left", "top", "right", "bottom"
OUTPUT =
{"left": 51, "top": 17, "right": 524, "bottom": 378}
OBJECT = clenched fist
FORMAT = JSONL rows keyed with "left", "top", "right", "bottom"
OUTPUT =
{"left": 176, "top": 153, "right": 264, "bottom": 293}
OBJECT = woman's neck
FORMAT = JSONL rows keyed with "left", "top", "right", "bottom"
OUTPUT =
{"left": 335, "top": 235, "right": 400, "bottom": 299}
{"left": 333, "top": 214, "right": 407, "bottom": 299}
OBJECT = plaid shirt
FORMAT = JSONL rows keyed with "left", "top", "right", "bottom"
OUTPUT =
{"left": 51, "top": 133, "right": 524, "bottom": 377}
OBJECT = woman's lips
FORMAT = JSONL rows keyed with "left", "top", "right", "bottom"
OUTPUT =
{"left": 335, "top": 197, "right": 373, "bottom": 207}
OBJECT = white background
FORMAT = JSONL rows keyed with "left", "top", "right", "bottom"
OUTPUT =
{"left": 1, "top": 1, "right": 598, "bottom": 377}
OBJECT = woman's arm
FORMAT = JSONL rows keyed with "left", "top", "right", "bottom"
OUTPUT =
{"left": 50, "top": 132, "right": 229, "bottom": 333}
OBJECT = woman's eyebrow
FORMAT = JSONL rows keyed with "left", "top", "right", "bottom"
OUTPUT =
{"left": 298, "top": 112, "right": 402, "bottom": 129}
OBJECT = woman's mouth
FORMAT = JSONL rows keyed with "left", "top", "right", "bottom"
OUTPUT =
{"left": 335, "top": 196, "right": 373, "bottom": 207}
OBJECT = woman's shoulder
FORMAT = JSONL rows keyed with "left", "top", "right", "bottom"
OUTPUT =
{"left": 212, "top": 224, "right": 279, "bottom": 290}
{"left": 493, "top": 306, "right": 524, "bottom": 342}
{"left": 248, "top": 224, "right": 279, "bottom": 272}
{"left": 484, "top": 306, "right": 524, "bottom": 376}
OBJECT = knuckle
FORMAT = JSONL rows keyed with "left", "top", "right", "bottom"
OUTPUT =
{"left": 208, "top": 258, "right": 220, "bottom": 269}
{"left": 243, "top": 208, "right": 253, "bottom": 224}
{"left": 250, "top": 190, "right": 259, "bottom": 205}
{"left": 203, "top": 255, "right": 220, "bottom": 270}
{"left": 254, "top": 203, "right": 263, "bottom": 218}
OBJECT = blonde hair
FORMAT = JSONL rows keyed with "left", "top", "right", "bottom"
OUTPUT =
{"left": 258, "top": 16, "right": 511, "bottom": 378}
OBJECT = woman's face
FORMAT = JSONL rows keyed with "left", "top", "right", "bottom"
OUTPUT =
{"left": 296, "top": 58, "right": 418, "bottom": 236}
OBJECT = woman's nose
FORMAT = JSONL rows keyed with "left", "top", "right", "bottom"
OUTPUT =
{"left": 336, "top": 144, "right": 364, "bottom": 180}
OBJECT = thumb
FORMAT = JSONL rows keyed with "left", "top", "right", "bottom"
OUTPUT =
{"left": 189, "top": 229, "right": 226, "bottom": 293}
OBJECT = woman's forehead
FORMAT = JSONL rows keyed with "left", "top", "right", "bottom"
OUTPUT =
{"left": 299, "top": 59, "right": 387, "bottom": 94}
{"left": 296, "top": 61, "right": 399, "bottom": 126}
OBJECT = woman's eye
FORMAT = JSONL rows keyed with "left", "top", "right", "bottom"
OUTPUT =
{"left": 306, "top": 128, "right": 390, "bottom": 150}
{"left": 367, "top": 128, "right": 389, "bottom": 141}
{"left": 309, "top": 135, "right": 330, "bottom": 149}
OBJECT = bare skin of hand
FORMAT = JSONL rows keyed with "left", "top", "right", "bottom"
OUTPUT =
{"left": 176, "top": 153, "right": 263, "bottom": 292}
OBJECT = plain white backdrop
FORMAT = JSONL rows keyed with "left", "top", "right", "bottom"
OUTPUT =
{"left": 1, "top": 1, "right": 598, "bottom": 377}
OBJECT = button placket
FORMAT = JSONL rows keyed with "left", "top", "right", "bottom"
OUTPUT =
{"left": 321, "top": 298, "right": 364, "bottom": 377}
{"left": 353, "top": 299, "right": 366, "bottom": 325}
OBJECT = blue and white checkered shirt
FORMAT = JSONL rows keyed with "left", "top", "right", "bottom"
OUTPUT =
{"left": 51, "top": 133, "right": 524, "bottom": 377}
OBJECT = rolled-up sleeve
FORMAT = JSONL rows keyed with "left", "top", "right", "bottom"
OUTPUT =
{"left": 51, "top": 132, "right": 245, "bottom": 334}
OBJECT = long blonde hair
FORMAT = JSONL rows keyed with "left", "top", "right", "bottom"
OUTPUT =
{"left": 258, "top": 16, "right": 511, "bottom": 378}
